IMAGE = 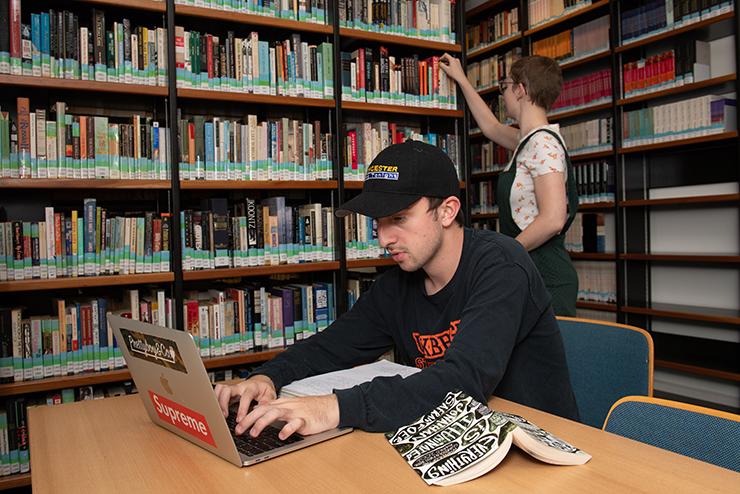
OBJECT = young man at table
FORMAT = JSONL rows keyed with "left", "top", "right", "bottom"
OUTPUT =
{"left": 215, "top": 140, "right": 579, "bottom": 440}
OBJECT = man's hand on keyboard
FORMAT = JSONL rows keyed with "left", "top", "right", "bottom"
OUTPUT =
{"left": 215, "top": 374, "right": 276, "bottom": 422}
{"left": 235, "top": 394, "right": 341, "bottom": 440}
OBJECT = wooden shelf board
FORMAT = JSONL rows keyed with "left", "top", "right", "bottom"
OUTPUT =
{"left": 620, "top": 253, "right": 740, "bottom": 263}
{"left": 617, "top": 12, "right": 736, "bottom": 53}
{"left": 524, "top": 0, "right": 610, "bottom": 37}
{"left": 621, "top": 303, "right": 740, "bottom": 325}
{"left": 182, "top": 261, "right": 340, "bottom": 281}
{"left": 341, "top": 101, "right": 463, "bottom": 117}
{"left": 0, "top": 273, "right": 174, "bottom": 293}
{"left": 0, "top": 179, "right": 170, "bottom": 189}
{"left": 619, "top": 194, "right": 740, "bottom": 207}
{"left": 0, "top": 351, "right": 281, "bottom": 398}
{"left": 618, "top": 74, "right": 737, "bottom": 106}
{"left": 559, "top": 49, "right": 611, "bottom": 71}
{"left": 477, "top": 85, "right": 500, "bottom": 96}
{"left": 618, "top": 131, "right": 738, "bottom": 154}
{"left": 177, "top": 88, "right": 334, "bottom": 107}
{"left": 471, "top": 213, "right": 499, "bottom": 219}
{"left": 339, "top": 28, "right": 461, "bottom": 52}
{"left": 578, "top": 201, "right": 615, "bottom": 210}
{"left": 470, "top": 170, "right": 503, "bottom": 180}
{"left": 343, "top": 181, "right": 364, "bottom": 189}
{"left": 466, "top": 33, "right": 523, "bottom": 60}
{"left": 181, "top": 180, "right": 337, "bottom": 190}
{"left": 0, "top": 74, "right": 167, "bottom": 95}
{"left": 570, "top": 149, "right": 613, "bottom": 161}
{"left": 576, "top": 301, "right": 617, "bottom": 312}
{"left": 569, "top": 252, "right": 617, "bottom": 260}
{"left": 175, "top": 5, "right": 332, "bottom": 34}
{"left": 654, "top": 360, "right": 740, "bottom": 383}
{"left": 548, "top": 101, "right": 612, "bottom": 121}
{"left": 75, "top": 0, "right": 165, "bottom": 11}
{"left": 0, "top": 472, "right": 31, "bottom": 490}
{"left": 466, "top": 0, "right": 513, "bottom": 18}
{"left": 347, "top": 258, "right": 396, "bottom": 269}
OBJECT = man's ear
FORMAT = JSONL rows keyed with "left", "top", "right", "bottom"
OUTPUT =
{"left": 439, "top": 196, "right": 461, "bottom": 227}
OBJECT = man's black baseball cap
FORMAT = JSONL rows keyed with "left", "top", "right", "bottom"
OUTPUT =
{"left": 335, "top": 140, "right": 459, "bottom": 218}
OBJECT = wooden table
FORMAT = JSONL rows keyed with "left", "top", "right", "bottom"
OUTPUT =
{"left": 29, "top": 394, "right": 739, "bottom": 493}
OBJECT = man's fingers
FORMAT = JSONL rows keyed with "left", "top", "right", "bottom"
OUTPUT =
{"left": 236, "top": 388, "right": 258, "bottom": 423}
{"left": 278, "top": 418, "right": 304, "bottom": 441}
{"left": 214, "top": 384, "right": 231, "bottom": 417}
{"left": 249, "top": 407, "right": 285, "bottom": 437}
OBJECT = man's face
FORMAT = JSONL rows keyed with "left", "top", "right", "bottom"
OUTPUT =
{"left": 376, "top": 198, "right": 444, "bottom": 272}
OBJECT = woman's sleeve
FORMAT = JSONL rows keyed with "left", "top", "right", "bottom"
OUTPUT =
{"left": 523, "top": 133, "right": 566, "bottom": 178}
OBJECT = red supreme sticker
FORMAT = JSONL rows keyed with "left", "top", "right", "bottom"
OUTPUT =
{"left": 149, "top": 391, "right": 217, "bottom": 447}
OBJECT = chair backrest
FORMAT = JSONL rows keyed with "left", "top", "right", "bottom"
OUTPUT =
{"left": 604, "top": 396, "right": 740, "bottom": 472}
{"left": 556, "top": 317, "right": 653, "bottom": 428}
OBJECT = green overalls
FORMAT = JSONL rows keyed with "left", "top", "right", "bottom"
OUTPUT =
{"left": 496, "top": 128, "right": 579, "bottom": 316}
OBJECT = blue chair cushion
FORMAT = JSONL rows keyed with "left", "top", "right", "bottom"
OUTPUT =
{"left": 606, "top": 401, "right": 740, "bottom": 472}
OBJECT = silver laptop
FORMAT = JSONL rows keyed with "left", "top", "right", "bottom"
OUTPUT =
{"left": 108, "top": 314, "right": 352, "bottom": 467}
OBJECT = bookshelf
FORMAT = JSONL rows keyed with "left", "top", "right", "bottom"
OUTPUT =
{"left": 464, "top": 0, "right": 740, "bottom": 410}
{"left": 0, "top": 0, "right": 468, "bottom": 487}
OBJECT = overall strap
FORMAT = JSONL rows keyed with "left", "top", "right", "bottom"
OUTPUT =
{"left": 512, "top": 128, "right": 579, "bottom": 235}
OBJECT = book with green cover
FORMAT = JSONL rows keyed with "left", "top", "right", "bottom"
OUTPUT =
{"left": 387, "top": 391, "right": 591, "bottom": 486}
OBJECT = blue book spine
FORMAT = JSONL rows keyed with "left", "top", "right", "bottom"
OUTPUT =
{"left": 31, "top": 14, "right": 41, "bottom": 76}
{"left": 205, "top": 122, "right": 215, "bottom": 177}
{"left": 97, "top": 298, "right": 109, "bottom": 370}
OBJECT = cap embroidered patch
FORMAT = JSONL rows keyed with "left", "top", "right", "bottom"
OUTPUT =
{"left": 366, "top": 164, "right": 399, "bottom": 180}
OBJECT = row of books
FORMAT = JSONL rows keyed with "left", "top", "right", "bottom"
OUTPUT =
{"left": 471, "top": 141, "right": 510, "bottom": 174}
{"left": 621, "top": 94, "right": 737, "bottom": 147}
{"left": 175, "top": 29, "right": 334, "bottom": 100}
{"left": 550, "top": 68, "right": 612, "bottom": 114}
{"left": 574, "top": 261, "right": 616, "bottom": 304}
{"left": 575, "top": 160, "right": 614, "bottom": 204}
{"left": 0, "top": 202, "right": 171, "bottom": 282}
{"left": 620, "top": 0, "right": 734, "bottom": 44}
{"left": 467, "top": 47, "right": 522, "bottom": 91}
{"left": 531, "top": 15, "right": 609, "bottom": 63}
{"left": 340, "top": 49, "right": 457, "bottom": 110}
{"left": 560, "top": 116, "right": 612, "bottom": 155}
{"left": 0, "top": 4, "right": 168, "bottom": 86}
{"left": 527, "top": 0, "right": 592, "bottom": 29}
{"left": 621, "top": 35, "right": 734, "bottom": 97}
{"left": 0, "top": 298, "right": 139, "bottom": 383}
{"left": 338, "top": 0, "right": 457, "bottom": 43}
{"left": 181, "top": 197, "right": 334, "bottom": 271}
{"left": 471, "top": 179, "right": 496, "bottom": 215}
{"left": 347, "top": 274, "right": 376, "bottom": 309}
{"left": 465, "top": 6, "right": 519, "bottom": 53}
{"left": 175, "top": 0, "right": 327, "bottom": 25}
{"left": 343, "top": 213, "right": 385, "bottom": 260}
{"left": 343, "top": 124, "right": 461, "bottom": 181}
{"left": 0, "top": 398, "right": 28, "bottom": 476}
{"left": 0, "top": 99, "right": 170, "bottom": 180}
{"left": 565, "top": 212, "right": 611, "bottom": 253}
{"left": 183, "top": 283, "right": 336, "bottom": 352}
{"left": 176, "top": 115, "right": 333, "bottom": 181}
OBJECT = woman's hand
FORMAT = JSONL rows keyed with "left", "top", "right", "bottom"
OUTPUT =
{"left": 440, "top": 53, "right": 465, "bottom": 84}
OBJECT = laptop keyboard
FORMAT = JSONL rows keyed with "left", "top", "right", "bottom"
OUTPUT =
{"left": 226, "top": 405, "right": 304, "bottom": 457}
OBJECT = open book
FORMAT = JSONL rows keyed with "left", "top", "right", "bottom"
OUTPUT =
{"left": 279, "top": 359, "right": 421, "bottom": 397}
{"left": 386, "top": 391, "right": 591, "bottom": 486}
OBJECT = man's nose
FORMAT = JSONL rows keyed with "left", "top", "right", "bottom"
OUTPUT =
{"left": 377, "top": 223, "right": 393, "bottom": 249}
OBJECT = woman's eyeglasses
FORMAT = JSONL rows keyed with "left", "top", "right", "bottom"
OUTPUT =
{"left": 499, "top": 80, "right": 514, "bottom": 93}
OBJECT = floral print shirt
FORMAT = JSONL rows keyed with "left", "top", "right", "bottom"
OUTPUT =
{"left": 503, "top": 124, "right": 567, "bottom": 231}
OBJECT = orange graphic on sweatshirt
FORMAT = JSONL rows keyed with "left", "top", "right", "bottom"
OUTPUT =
{"left": 412, "top": 320, "right": 461, "bottom": 368}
